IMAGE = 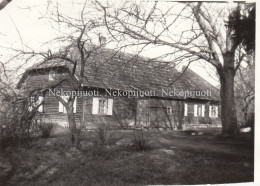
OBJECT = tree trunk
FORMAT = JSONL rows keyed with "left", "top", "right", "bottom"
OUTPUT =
{"left": 219, "top": 53, "right": 238, "bottom": 137}
{"left": 67, "top": 106, "right": 80, "bottom": 146}
{"left": 177, "top": 101, "right": 183, "bottom": 130}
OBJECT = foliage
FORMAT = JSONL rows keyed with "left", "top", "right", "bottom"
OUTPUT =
{"left": 228, "top": 4, "right": 255, "bottom": 53}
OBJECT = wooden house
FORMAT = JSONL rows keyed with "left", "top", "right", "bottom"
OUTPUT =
{"left": 17, "top": 47, "right": 221, "bottom": 130}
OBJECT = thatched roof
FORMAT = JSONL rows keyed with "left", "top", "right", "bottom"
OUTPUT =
{"left": 17, "top": 46, "right": 219, "bottom": 101}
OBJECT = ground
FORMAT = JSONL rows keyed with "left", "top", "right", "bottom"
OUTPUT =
{"left": 0, "top": 128, "right": 254, "bottom": 185}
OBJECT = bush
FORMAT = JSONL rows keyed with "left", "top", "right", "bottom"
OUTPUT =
{"left": 38, "top": 122, "right": 54, "bottom": 138}
{"left": 96, "top": 127, "right": 108, "bottom": 145}
{"left": 132, "top": 130, "right": 151, "bottom": 151}
{"left": 0, "top": 95, "right": 41, "bottom": 147}
{"left": 35, "top": 115, "right": 55, "bottom": 138}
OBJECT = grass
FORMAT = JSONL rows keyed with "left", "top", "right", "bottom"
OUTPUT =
{"left": 1, "top": 129, "right": 254, "bottom": 185}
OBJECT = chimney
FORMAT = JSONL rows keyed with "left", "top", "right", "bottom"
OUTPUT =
{"left": 98, "top": 34, "right": 106, "bottom": 47}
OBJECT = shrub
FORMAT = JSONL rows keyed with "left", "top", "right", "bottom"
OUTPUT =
{"left": 96, "top": 127, "right": 108, "bottom": 145}
{"left": 38, "top": 122, "right": 54, "bottom": 138}
{"left": 132, "top": 129, "right": 151, "bottom": 151}
{"left": 35, "top": 115, "right": 55, "bottom": 138}
{"left": 0, "top": 94, "right": 43, "bottom": 147}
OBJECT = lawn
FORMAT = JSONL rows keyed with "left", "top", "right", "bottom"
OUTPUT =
{"left": 0, "top": 129, "right": 254, "bottom": 185}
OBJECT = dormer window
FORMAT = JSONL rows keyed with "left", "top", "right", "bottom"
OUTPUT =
{"left": 49, "top": 69, "right": 56, "bottom": 81}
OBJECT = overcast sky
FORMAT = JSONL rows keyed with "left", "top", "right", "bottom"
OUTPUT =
{"left": 0, "top": 0, "right": 220, "bottom": 87}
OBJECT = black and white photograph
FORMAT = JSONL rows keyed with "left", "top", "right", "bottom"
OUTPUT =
{"left": 0, "top": 0, "right": 256, "bottom": 185}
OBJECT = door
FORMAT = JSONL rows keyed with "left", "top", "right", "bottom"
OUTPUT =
{"left": 150, "top": 107, "right": 175, "bottom": 129}
{"left": 136, "top": 100, "right": 149, "bottom": 127}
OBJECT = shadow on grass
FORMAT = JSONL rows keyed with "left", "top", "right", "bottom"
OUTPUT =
{"left": 1, "top": 129, "right": 254, "bottom": 185}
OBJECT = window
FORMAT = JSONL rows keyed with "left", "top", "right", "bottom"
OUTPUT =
{"left": 184, "top": 103, "right": 188, "bottom": 116}
{"left": 49, "top": 69, "right": 56, "bottom": 81}
{"left": 194, "top": 104, "right": 205, "bottom": 117}
{"left": 28, "top": 96, "right": 44, "bottom": 112}
{"left": 99, "top": 99, "right": 107, "bottom": 115}
{"left": 166, "top": 106, "right": 172, "bottom": 114}
{"left": 58, "top": 96, "right": 77, "bottom": 113}
{"left": 92, "top": 97, "right": 113, "bottom": 115}
{"left": 209, "top": 105, "right": 218, "bottom": 118}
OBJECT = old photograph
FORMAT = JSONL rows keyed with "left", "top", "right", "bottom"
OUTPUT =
{"left": 0, "top": 0, "right": 255, "bottom": 185}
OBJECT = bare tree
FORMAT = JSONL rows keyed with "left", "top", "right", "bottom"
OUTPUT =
{"left": 97, "top": 1, "right": 255, "bottom": 136}
{"left": 235, "top": 58, "right": 254, "bottom": 129}
{"left": 0, "top": 78, "right": 45, "bottom": 146}
{"left": 10, "top": 2, "right": 106, "bottom": 146}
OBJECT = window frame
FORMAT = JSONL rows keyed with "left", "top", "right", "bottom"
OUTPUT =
{"left": 194, "top": 104, "right": 205, "bottom": 117}
{"left": 92, "top": 97, "right": 113, "bottom": 115}
{"left": 184, "top": 103, "right": 188, "bottom": 116}
{"left": 209, "top": 105, "right": 218, "bottom": 118}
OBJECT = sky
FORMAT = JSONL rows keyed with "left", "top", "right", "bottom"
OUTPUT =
{"left": 0, "top": 0, "right": 221, "bottom": 87}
